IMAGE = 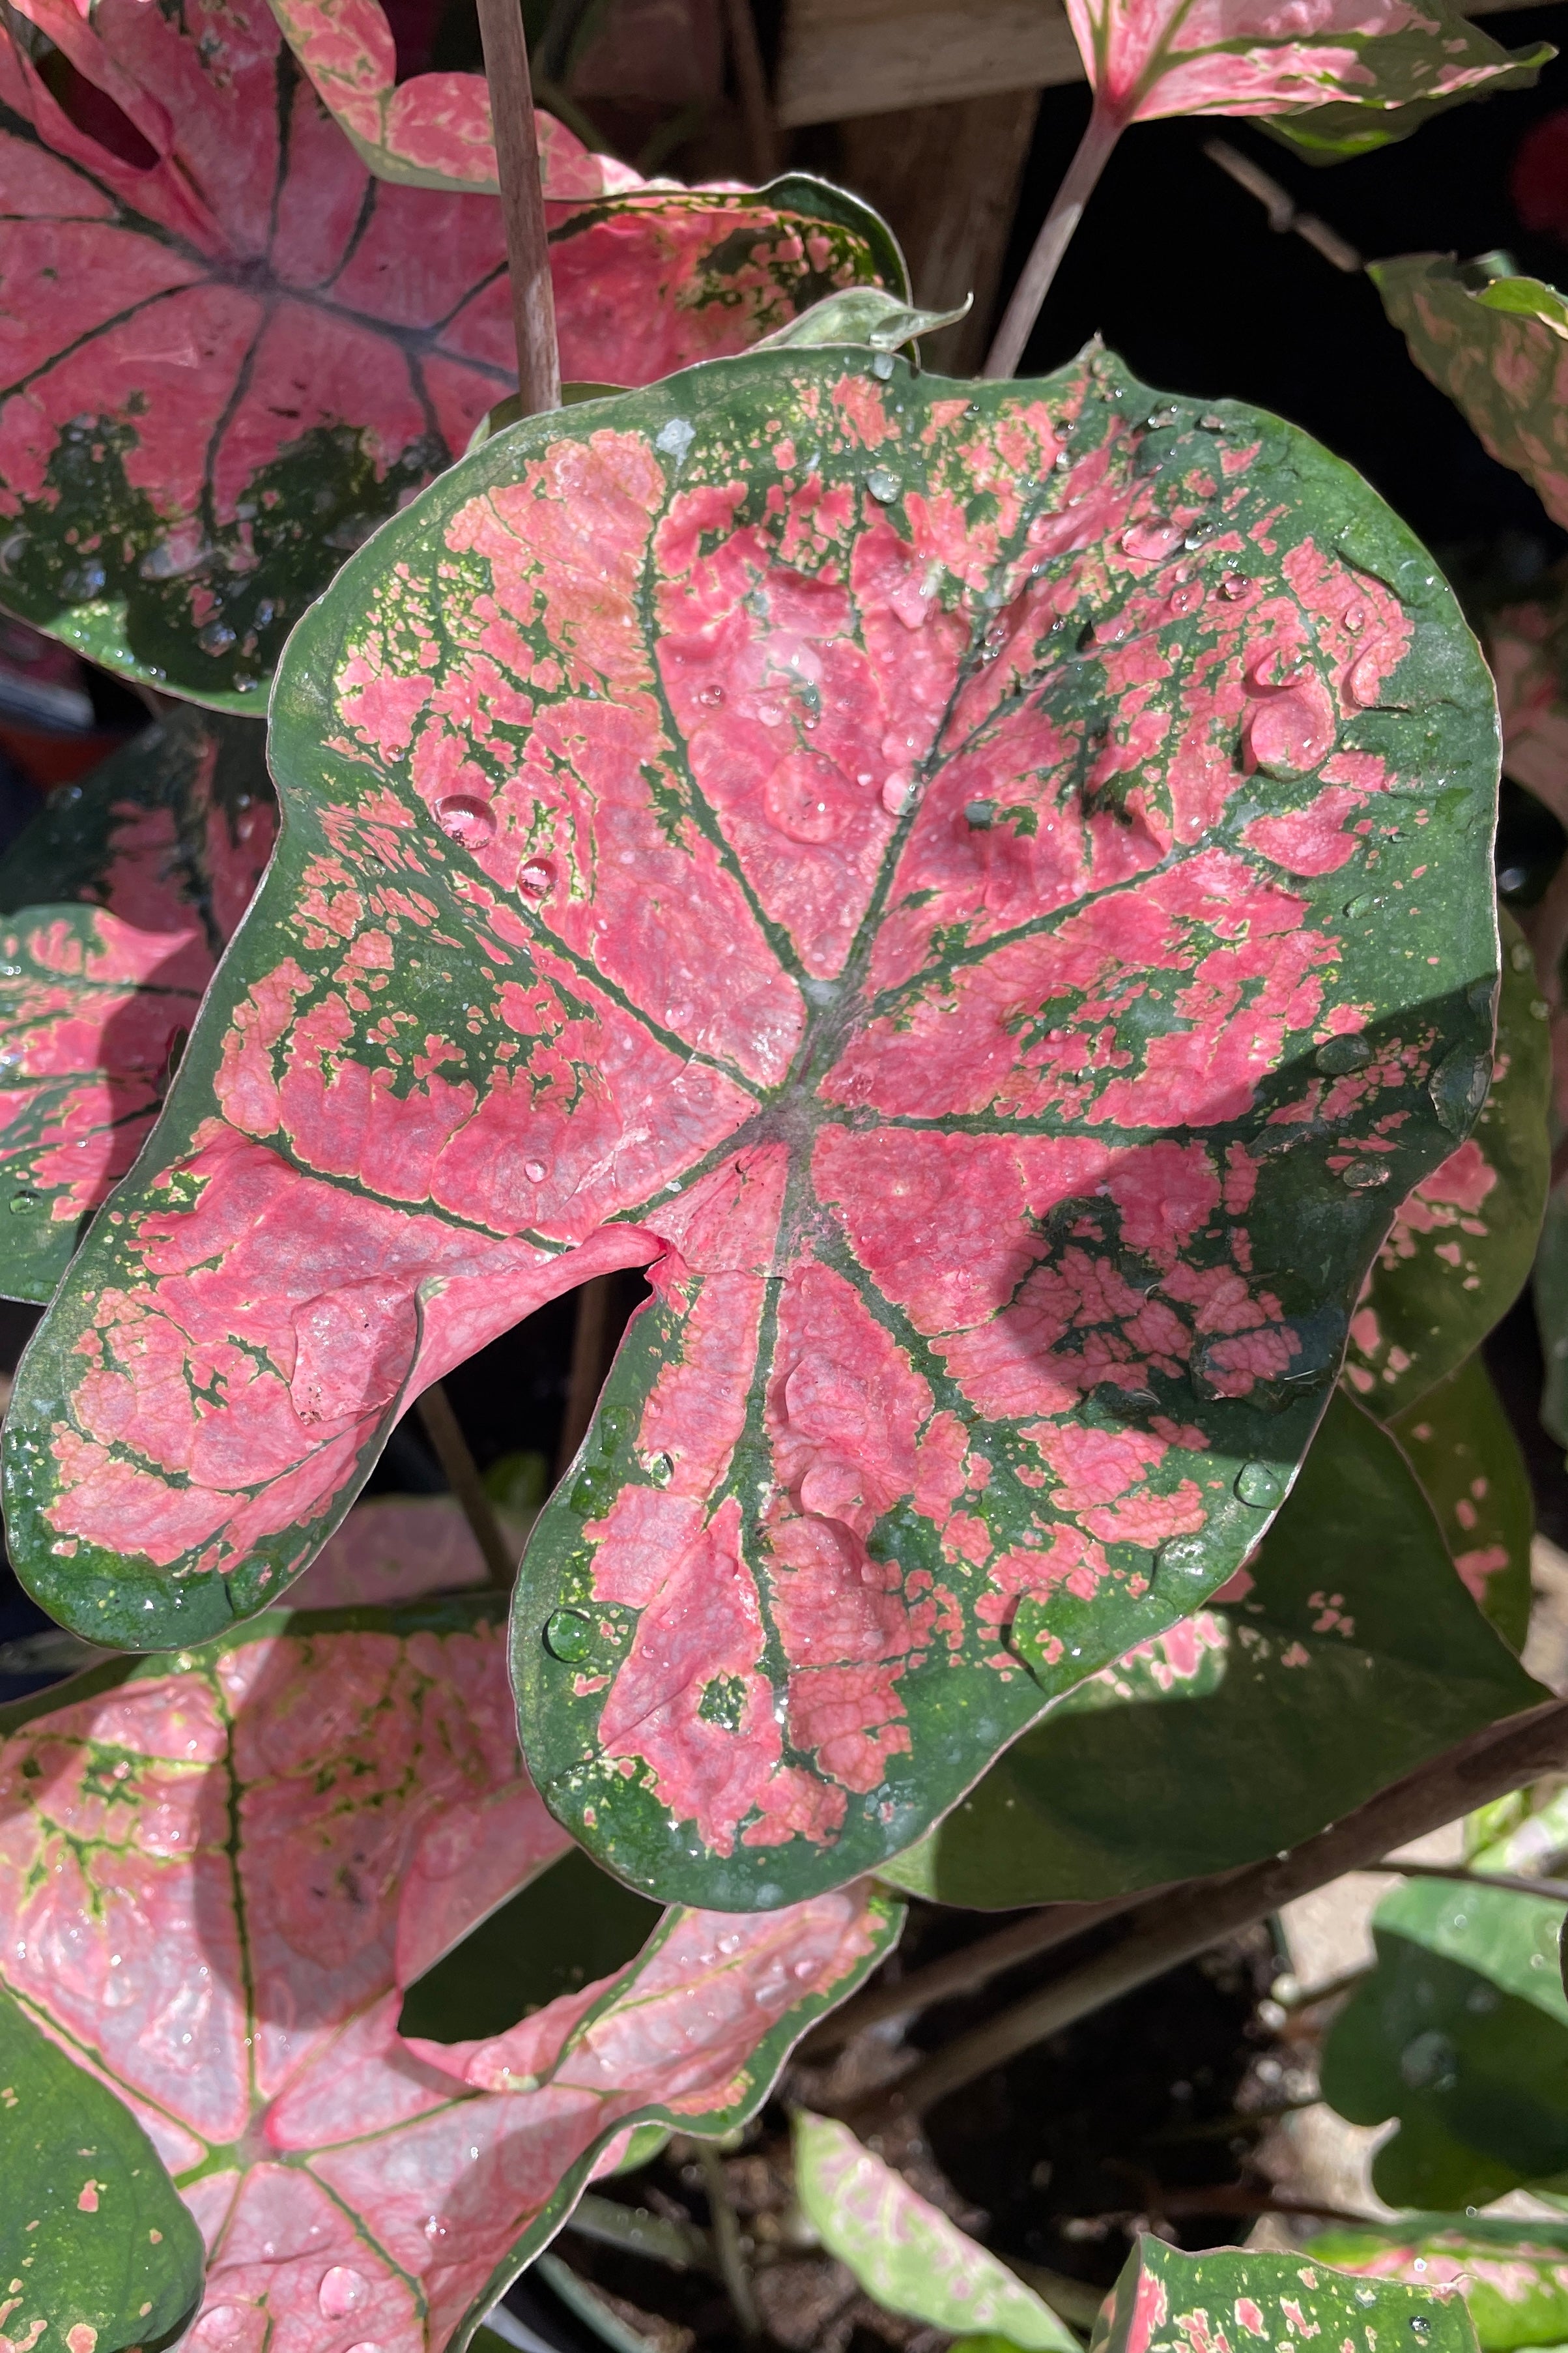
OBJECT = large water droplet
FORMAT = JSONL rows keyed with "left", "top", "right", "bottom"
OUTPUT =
{"left": 1429, "top": 1048, "right": 1490, "bottom": 1135}
{"left": 866, "top": 468, "right": 900, "bottom": 504}
{"left": 1409, "top": 2322, "right": 1433, "bottom": 2343}
{"left": 318, "top": 2268, "right": 369, "bottom": 2319}
{"left": 1244, "top": 671, "right": 1337, "bottom": 779}
{"left": 1341, "top": 1161, "right": 1391, "bottom": 1191}
{"left": 881, "top": 772, "right": 915, "bottom": 816}
{"left": 197, "top": 617, "right": 236, "bottom": 654}
{"left": 1155, "top": 1535, "right": 1210, "bottom": 1590}
{"left": 434, "top": 794, "right": 496, "bottom": 845}
{"left": 870, "top": 351, "right": 896, "bottom": 380}
{"left": 1315, "top": 1033, "right": 1372, "bottom": 1075}
{"left": 9, "top": 1191, "right": 38, "bottom": 1216}
{"left": 518, "top": 857, "right": 554, "bottom": 899}
{"left": 544, "top": 1608, "right": 595, "bottom": 1662}
{"left": 523, "top": 1159, "right": 548, "bottom": 1183}
{"left": 1121, "top": 519, "right": 1183, "bottom": 562}
{"left": 763, "top": 750, "right": 848, "bottom": 843}
{"left": 1400, "top": 2028, "right": 1459, "bottom": 2092}
{"left": 1235, "top": 1461, "right": 1283, "bottom": 1509}
{"left": 64, "top": 562, "right": 108, "bottom": 603}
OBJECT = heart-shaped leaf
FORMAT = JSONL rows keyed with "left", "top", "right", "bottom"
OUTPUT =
{"left": 0, "top": 0, "right": 895, "bottom": 710}
{"left": 0, "top": 1599, "right": 900, "bottom": 2348}
{"left": 1343, "top": 912, "right": 1550, "bottom": 1417}
{"left": 1303, "top": 2214, "right": 1568, "bottom": 2351}
{"left": 1091, "top": 2237, "right": 1479, "bottom": 2353}
{"left": 1390, "top": 1351, "right": 1534, "bottom": 1649}
{"left": 881, "top": 1387, "right": 1543, "bottom": 1907}
{"left": 0, "top": 1978, "right": 205, "bottom": 2352}
{"left": 0, "top": 708, "right": 276, "bottom": 1305}
{"left": 1373, "top": 257, "right": 1568, "bottom": 534}
{"left": 1063, "top": 0, "right": 1546, "bottom": 142}
{"left": 2, "top": 344, "right": 1500, "bottom": 1907}
{"left": 792, "top": 2111, "right": 1077, "bottom": 2352}
{"left": 1321, "top": 1821, "right": 1568, "bottom": 2206}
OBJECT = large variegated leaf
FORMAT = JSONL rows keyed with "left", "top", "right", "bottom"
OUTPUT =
{"left": 0, "top": 1978, "right": 205, "bottom": 2352}
{"left": 1343, "top": 913, "right": 1550, "bottom": 1417}
{"left": 1304, "top": 2214, "right": 1568, "bottom": 2351}
{"left": 0, "top": 0, "right": 894, "bottom": 710}
{"left": 1062, "top": 0, "right": 1545, "bottom": 145}
{"left": 792, "top": 2112, "right": 1077, "bottom": 2352}
{"left": 1090, "top": 2238, "right": 1479, "bottom": 2353}
{"left": 0, "top": 1600, "right": 899, "bottom": 2348}
{"left": 881, "top": 1388, "right": 1542, "bottom": 1907}
{"left": 1373, "top": 257, "right": 1568, "bottom": 534}
{"left": 1487, "top": 589, "right": 1568, "bottom": 820}
{"left": 0, "top": 708, "right": 276, "bottom": 1303}
{"left": 3, "top": 345, "right": 1501, "bottom": 1908}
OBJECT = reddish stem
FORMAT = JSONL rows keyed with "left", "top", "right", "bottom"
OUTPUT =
{"left": 984, "top": 98, "right": 1123, "bottom": 379}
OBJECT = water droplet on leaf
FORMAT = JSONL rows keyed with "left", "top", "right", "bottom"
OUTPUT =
{"left": 870, "top": 351, "right": 896, "bottom": 380}
{"left": 319, "top": 2268, "right": 369, "bottom": 2319}
{"left": 1429, "top": 1048, "right": 1490, "bottom": 1135}
{"left": 1121, "top": 519, "right": 1183, "bottom": 562}
{"left": 524, "top": 1160, "right": 547, "bottom": 1183}
{"left": 866, "top": 468, "right": 900, "bottom": 504}
{"left": 1219, "top": 572, "right": 1248, "bottom": 599}
{"left": 1341, "top": 1161, "right": 1390, "bottom": 1190}
{"left": 434, "top": 794, "right": 496, "bottom": 844}
{"left": 9, "top": 1191, "right": 38, "bottom": 1215}
{"left": 519, "top": 858, "right": 554, "bottom": 899}
{"left": 881, "top": 772, "right": 915, "bottom": 815}
{"left": 544, "top": 1608, "right": 595, "bottom": 1663}
{"left": 1236, "top": 1461, "right": 1284, "bottom": 1508}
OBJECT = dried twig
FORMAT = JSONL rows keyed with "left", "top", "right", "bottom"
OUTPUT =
{"left": 415, "top": 1380, "right": 515, "bottom": 1586}
{"left": 1203, "top": 139, "right": 1363, "bottom": 273}
{"left": 558, "top": 1274, "right": 617, "bottom": 1477}
{"left": 476, "top": 0, "right": 562, "bottom": 413}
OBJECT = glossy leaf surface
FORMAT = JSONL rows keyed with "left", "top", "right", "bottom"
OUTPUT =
{"left": 1390, "top": 1352, "right": 1534, "bottom": 1649}
{"left": 0, "top": 708, "right": 276, "bottom": 1304}
{"left": 0, "top": 0, "right": 894, "bottom": 710}
{"left": 1064, "top": 0, "right": 1545, "bottom": 137}
{"left": 1321, "top": 1854, "right": 1568, "bottom": 2204}
{"left": 1304, "top": 2214, "right": 1568, "bottom": 2351}
{"left": 1343, "top": 914, "right": 1550, "bottom": 1417}
{"left": 4, "top": 345, "right": 1501, "bottom": 1907}
{"left": 883, "top": 1389, "right": 1542, "bottom": 1907}
{"left": 0, "top": 1601, "right": 899, "bottom": 2348}
{"left": 1090, "top": 2236, "right": 1479, "bottom": 2353}
{"left": 0, "top": 1978, "right": 205, "bottom": 2352}
{"left": 792, "top": 2112, "right": 1077, "bottom": 2352}
{"left": 1373, "top": 257, "right": 1568, "bottom": 534}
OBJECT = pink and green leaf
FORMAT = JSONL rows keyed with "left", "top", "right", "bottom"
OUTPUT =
{"left": 1063, "top": 0, "right": 1547, "bottom": 143}
{"left": 1487, "top": 588, "right": 1568, "bottom": 822}
{"left": 0, "top": 1977, "right": 205, "bottom": 2352}
{"left": 1303, "top": 2213, "right": 1568, "bottom": 2352}
{"left": 1390, "top": 1351, "right": 1535, "bottom": 1650}
{"left": 791, "top": 2111, "right": 1077, "bottom": 2351}
{"left": 0, "top": 1600, "right": 900, "bottom": 2348}
{"left": 0, "top": 0, "right": 897, "bottom": 710}
{"left": 1372, "top": 256, "right": 1568, "bottom": 533}
{"left": 0, "top": 708, "right": 276, "bottom": 1305}
{"left": 1090, "top": 2236, "right": 1480, "bottom": 2353}
{"left": 1343, "top": 911, "right": 1550, "bottom": 1417}
{"left": 2, "top": 345, "right": 1502, "bottom": 1907}
{"left": 882, "top": 1386, "right": 1543, "bottom": 1908}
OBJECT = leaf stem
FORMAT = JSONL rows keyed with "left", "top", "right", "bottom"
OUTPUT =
{"left": 476, "top": 0, "right": 561, "bottom": 414}
{"left": 983, "top": 98, "right": 1123, "bottom": 379}
{"left": 849, "top": 1692, "right": 1568, "bottom": 2123}
{"left": 557, "top": 1273, "right": 616, "bottom": 1479}
{"left": 1360, "top": 1856, "right": 1568, "bottom": 1903}
{"left": 565, "top": 2190, "right": 715, "bottom": 2273}
{"left": 415, "top": 1379, "right": 515, "bottom": 1586}
{"left": 696, "top": 2143, "right": 761, "bottom": 2338}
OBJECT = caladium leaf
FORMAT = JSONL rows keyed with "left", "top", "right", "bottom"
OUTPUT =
{"left": 881, "top": 1388, "right": 1543, "bottom": 1908}
{"left": 1303, "top": 2213, "right": 1568, "bottom": 2351}
{"left": 791, "top": 2111, "right": 1077, "bottom": 2352}
{"left": 1537, "top": 1187, "right": 1568, "bottom": 1446}
{"left": 0, "top": 1978, "right": 205, "bottom": 2352}
{"left": 1343, "top": 914, "right": 1550, "bottom": 1417}
{"left": 0, "top": 0, "right": 896, "bottom": 712}
{"left": 3, "top": 343, "right": 1502, "bottom": 1907}
{"left": 291, "top": 1492, "right": 501, "bottom": 1606}
{"left": 1373, "top": 257, "right": 1568, "bottom": 535}
{"left": 1390, "top": 1352, "right": 1534, "bottom": 1650}
{"left": 1089, "top": 2236, "right": 1479, "bottom": 2353}
{"left": 1063, "top": 0, "right": 1546, "bottom": 143}
{"left": 0, "top": 1600, "right": 900, "bottom": 2348}
{"left": 1321, "top": 1824, "right": 1568, "bottom": 2206}
{"left": 0, "top": 708, "right": 276, "bottom": 1305}
{"left": 1487, "top": 590, "right": 1568, "bottom": 820}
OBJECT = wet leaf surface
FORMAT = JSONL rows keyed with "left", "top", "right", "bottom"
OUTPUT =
{"left": 0, "top": 1600, "right": 898, "bottom": 2346}
{"left": 0, "top": 1976, "right": 205, "bottom": 2353}
{"left": 2, "top": 345, "right": 1501, "bottom": 1908}
{"left": 0, "top": 0, "right": 894, "bottom": 707}
{"left": 1343, "top": 912, "right": 1550, "bottom": 1417}
{"left": 883, "top": 1389, "right": 1542, "bottom": 1906}
{"left": 1304, "top": 2213, "right": 1568, "bottom": 2352}
{"left": 0, "top": 709, "right": 276, "bottom": 1303}
{"left": 793, "top": 2112, "right": 1077, "bottom": 2352}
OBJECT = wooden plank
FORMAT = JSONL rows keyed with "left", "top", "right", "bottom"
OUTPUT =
{"left": 778, "top": 0, "right": 1079, "bottom": 126}
{"left": 777, "top": 0, "right": 1554, "bottom": 127}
